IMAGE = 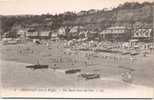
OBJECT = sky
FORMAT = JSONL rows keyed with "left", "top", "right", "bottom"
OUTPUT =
{"left": 0, "top": 0, "right": 153, "bottom": 15}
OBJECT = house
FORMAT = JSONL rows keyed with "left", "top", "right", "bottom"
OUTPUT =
{"left": 51, "top": 30, "right": 58, "bottom": 38}
{"left": 69, "top": 26, "right": 79, "bottom": 33}
{"left": 77, "top": 11, "right": 88, "bottom": 16}
{"left": 57, "top": 26, "right": 85, "bottom": 40}
{"left": 26, "top": 29, "right": 38, "bottom": 39}
{"left": 57, "top": 27, "right": 69, "bottom": 36}
{"left": 57, "top": 27, "right": 69, "bottom": 39}
{"left": 132, "top": 28, "right": 152, "bottom": 42}
{"left": 86, "top": 31, "right": 99, "bottom": 41}
{"left": 39, "top": 31, "right": 51, "bottom": 39}
{"left": 3, "top": 31, "right": 19, "bottom": 39}
{"left": 17, "top": 29, "right": 28, "bottom": 38}
{"left": 79, "top": 31, "right": 88, "bottom": 39}
{"left": 63, "top": 26, "right": 88, "bottom": 40}
{"left": 100, "top": 26, "right": 131, "bottom": 42}
{"left": 15, "top": 29, "right": 28, "bottom": 42}
{"left": 26, "top": 29, "right": 51, "bottom": 39}
{"left": 17, "top": 29, "right": 26, "bottom": 35}
{"left": 87, "top": 9, "right": 97, "bottom": 14}
{"left": 69, "top": 26, "right": 79, "bottom": 39}
{"left": 2, "top": 32, "right": 14, "bottom": 41}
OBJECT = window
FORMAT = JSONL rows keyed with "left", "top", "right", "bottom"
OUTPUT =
{"left": 135, "top": 32, "right": 139, "bottom": 37}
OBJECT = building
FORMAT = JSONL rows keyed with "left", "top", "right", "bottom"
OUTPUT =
{"left": 58, "top": 27, "right": 66, "bottom": 36}
{"left": 100, "top": 26, "right": 131, "bottom": 42}
{"left": 57, "top": 26, "right": 86, "bottom": 40}
{"left": 69, "top": 26, "right": 79, "bottom": 33}
{"left": 16, "top": 29, "right": 28, "bottom": 42}
{"left": 86, "top": 31, "right": 99, "bottom": 41}
{"left": 79, "top": 30, "right": 88, "bottom": 39}
{"left": 57, "top": 27, "right": 71, "bottom": 36}
{"left": 26, "top": 29, "right": 51, "bottom": 39}
{"left": 3, "top": 31, "right": 19, "bottom": 39}
{"left": 39, "top": 31, "right": 51, "bottom": 39}
{"left": 87, "top": 9, "right": 97, "bottom": 14}
{"left": 132, "top": 28, "right": 153, "bottom": 42}
{"left": 68, "top": 26, "right": 80, "bottom": 39}
{"left": 17, "top": 29, "right": 27, "bottom": 37}
{"left": 77, "top": 11, "right": 88, "bottom": 16}
{"left": 51, "top": 30, "right": 58, "bottom": 38}
{"left": 26, "top": 29, "right": 38, "bottom": 39}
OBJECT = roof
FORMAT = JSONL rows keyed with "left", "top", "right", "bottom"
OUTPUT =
{"left": 40, "top": 32, "right": 50, "bottom": 36}
{"left": 28, "top": 29, "right": 36, "bottom": 32}
{"left": 100, "top": 26, "right": 127, "bottom": 34}
{"left": 17, "top": 29, "right": 27, "bottom": 34}
{"left": 107, "top": 26, "right": 126, "bottom": 30}
{"left": 69, "top": 26, "right": 78, "bottom": 33}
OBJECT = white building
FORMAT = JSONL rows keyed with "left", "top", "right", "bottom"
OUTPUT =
{"left": 58, "top": 27, "right": 67, "bottom": 36}
{"left": 133, "top": 29, "right": 152, "bottom": 38}
{"left": 132, "top": 28, "right": 152, "bottom": 42}
{"left": 100, "top": 26, "right": 131, "bottom": 42}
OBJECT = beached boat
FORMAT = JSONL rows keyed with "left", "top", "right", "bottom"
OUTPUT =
{"left": 121, "top": 50, "right": 130, "bottom": 55}
{"left": 130, "top": 51, "right": 139, "bottom": 56}
{"left": 65, "top": 68, "right": 81, "bottom": 74}
{"left": 26, "top": 64, "right": 48, "bottom": 70}
{"left": 79, "top": 73, "right": 100, "bottom": 80}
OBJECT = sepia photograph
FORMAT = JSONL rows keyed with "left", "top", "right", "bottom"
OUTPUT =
{"left": 0, "top": 0, "right": 154, "bottom": 98}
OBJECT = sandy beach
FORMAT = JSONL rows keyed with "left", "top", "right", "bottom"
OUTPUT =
{"left": 1, "top": 41, "right": 154, "bottom": 88}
